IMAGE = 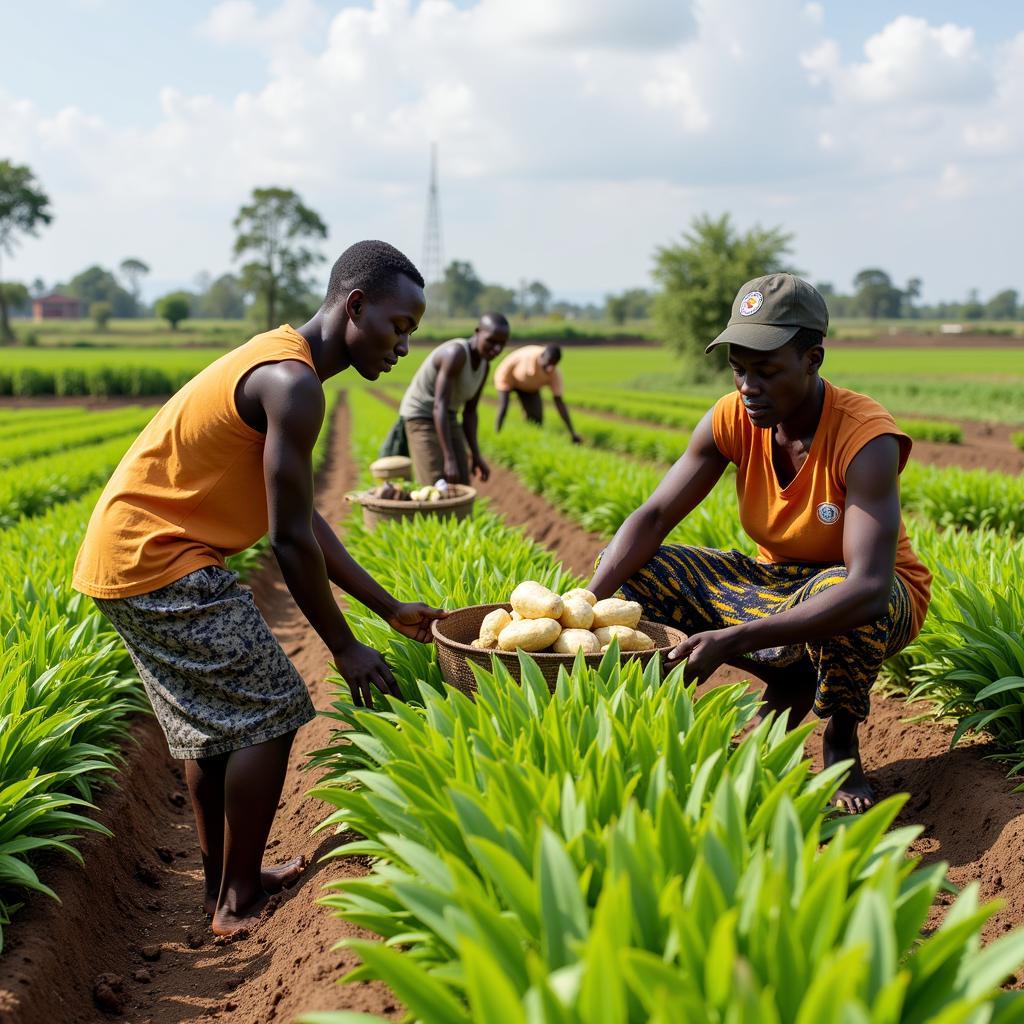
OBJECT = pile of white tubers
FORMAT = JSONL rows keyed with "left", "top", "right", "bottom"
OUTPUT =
{"left": 470, "top": 581, "right": 656, "bottom": 655}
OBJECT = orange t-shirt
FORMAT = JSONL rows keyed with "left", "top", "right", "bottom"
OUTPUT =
{"left": 711, "top": 380, "right": 931, "bottom": 638}
{"left": 73, "top": 325, "right": 317, "bottom": 599}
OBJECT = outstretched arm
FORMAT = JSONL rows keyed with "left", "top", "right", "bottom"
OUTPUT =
{"left": 257, "top": 362, "right": 399, "bottom": 705}
{"left": 495, "top": 390, "right": 511, "bottom": 432}
{"left": 673, "top": 435, "right": 903, "bottom": 682}
{"left": 552, "top": 395, "right": 581, "bottom": 444}
{"left": 588, "top": 409, "right": 728, "bottom": 599}
{"left": 311, "top": 510, "right": 445, "bottom": 643}
{"left": 462, "top": 377, "right": 489, "bottom": 481}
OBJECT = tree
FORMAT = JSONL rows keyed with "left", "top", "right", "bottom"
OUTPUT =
{"left": 985, "top": 288, "right": 1018, "bottom": 320}
{"left": 441, "top": 260, "right": 484, "bottom": 317}
{"left": 119, "top": 258, "right": 150, "bottom": 312}
{"left": 851, "top": 268, "right": 904, "bottom": 319}
{"left": 0, "top": 160, "right": 52, "bottom": 343}
{"left": 962, "top": 288, "right": 985, "bottom": 321}
{"left": 903, "top": 277, "right": 922, "bottom": 318}
{"left": 652, "top": 213, "right": 793, "bottom": 380}
{"left": 526, "top": 280, "right": 551, "bottom": 316}
{"left": 232, "top": 187, "right": 327, "bottom": 330}
{"left": 477, "top": 284, "right": 517, "bottom": 316}
{"left": 605, "top": 288, "right": 652, "bottom": 324}
{"left": 155, "top": 292, "right": 191, "bottom": 330}
{"left": 90, "top": 301, "right": 113, "bottom": 329}
{"left": 30, "top": 277, "right": 46, "bottom": 299}
{"left": 195, "top": 273, "right": 247, "bottom": 319}
{"left": 64, "top": 265, "right": 137, "bottom": 317}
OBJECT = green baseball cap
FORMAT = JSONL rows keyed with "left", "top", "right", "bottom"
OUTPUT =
{"left": 705, "top": 273, "right": 829, "bottom": 353}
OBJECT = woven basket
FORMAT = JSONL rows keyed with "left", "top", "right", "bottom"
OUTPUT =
{"left": 346, "top": 485, "right": 476, "bottom": 530}
{"left": 431, "top": 602, "right": 686, "bottom": 695}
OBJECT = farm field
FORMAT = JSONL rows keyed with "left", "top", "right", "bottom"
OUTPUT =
{"left": 1, "top": 340, "right": 1024, "bottom": 1022}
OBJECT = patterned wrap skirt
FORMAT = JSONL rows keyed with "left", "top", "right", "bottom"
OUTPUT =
{"left": 95, "top": 565, "right": 316, "bottom": 759}
{"left": 617, "top": 545, "right": 914, "bottom": 721}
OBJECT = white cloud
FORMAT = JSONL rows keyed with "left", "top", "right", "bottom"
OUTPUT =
{"left": 803, "top": 15, "right": 988, "bottom": 105}
{"left": 2, "top": 2, "right": 1023, "bottom": 302}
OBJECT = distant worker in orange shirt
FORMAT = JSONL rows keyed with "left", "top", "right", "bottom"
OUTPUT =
{"left": 493, "top": 344, "right": 582, "bottom": 444}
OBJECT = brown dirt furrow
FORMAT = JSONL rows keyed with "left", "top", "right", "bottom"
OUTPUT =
{"left": 0, "top": 395, "right": 400, "bottom": 1024}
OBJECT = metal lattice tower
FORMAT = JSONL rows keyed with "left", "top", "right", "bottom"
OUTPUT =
{"left": 422, "top": 142, "right": 444, "bottom": 291}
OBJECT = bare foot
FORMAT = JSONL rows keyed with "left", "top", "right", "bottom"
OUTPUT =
{"left": 211, "top": 891, "right": 271, "bottom": 936}
{"left": 203, "top": 856, "right": 306, "bottom": 916}
{"left": 823, "top": 716, "right": 876, "bottom": 814}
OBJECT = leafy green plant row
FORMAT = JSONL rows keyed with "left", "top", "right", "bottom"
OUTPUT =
{"left": 901, "top": 463, "right": 1024, "bottom": 536}
{"left": 297, "top": 389, "right": 1024, "bottom": 1023}
{"left": 0, "top": 494, "right": 145, "bottom": 951}
{"left": 0, "top": 390, "right": 341, "bottom": 950}
{"left": 0, "top": 433, "right": 141, "bottom": 529}
{"left": 569, "top": 387, "right": 966, "bottom": 444}
{"left": 306, "top": 659, "right": 1024, "bottom": 1024}
{"left": 1013, "top": 432, "right": 1024, "bottom": 453}
{"left": 0, "top": 363, "right": 199, "bottom": 397}
{"left": 0, "top": 406, "right": 123, "bottom": 438}
{"left": 0, "top": 407, "right": 155, "bottom": 468}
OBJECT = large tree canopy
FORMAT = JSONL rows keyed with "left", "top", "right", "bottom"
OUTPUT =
{"left": 233, "top": 187, "right": 327, "bottom": 330}
{"left": 0, "top": 160, "right": 52, "bottom": 342}
{"left": 653, "top": 213, "right": 793, "bottom": 380}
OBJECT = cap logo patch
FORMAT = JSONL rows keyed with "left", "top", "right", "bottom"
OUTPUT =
{"left": 817, "top": 502, "right": 841, "bottom": 525}
{"left": 739, "top": 290, "right": 763, "bottom": 316}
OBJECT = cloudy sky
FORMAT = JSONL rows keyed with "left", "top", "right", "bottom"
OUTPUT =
{"left": 2, "top": 0, "right": 1021, "bottom": 305}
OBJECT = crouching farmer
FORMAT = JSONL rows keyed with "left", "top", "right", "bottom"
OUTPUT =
{"left": 588, "top": 274, "right": 931, "bottom": 814}
{"left": 73, "top": 240, "right": 447, "bottom": 934}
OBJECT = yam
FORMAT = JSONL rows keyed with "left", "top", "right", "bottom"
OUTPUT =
{"left": 559, "top": 596, "right": 595, "bottom": 630}
{"left": 471, "top": 637, "right": 496, "bottom": 650}
{"left": 553, "top": 629, "right": 601, "bottom": 655}
{"left": 594, "top": 625, "right": 647, "bottom": 652}
{"left": 591, "top": 598, "right": 642, "bottom": 629}
{"left": 510, "top": 581, "right": 564, "bottom": 620}
{"left": 561, "top": 588, "right": 597, "bottom": 607}
{"left": 632, "top": 630, "right": 655, "bottom": 651}
{"left": 497, "top": 617, "right": 561, "bottom": 653}
{"left": 478, "top": 608, "right": 512, "bottom": 647}
{"left": 511, "top": 610, "right": 523, "bottom": 621}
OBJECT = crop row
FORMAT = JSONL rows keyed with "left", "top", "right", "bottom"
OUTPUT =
{"left": 292, "top": 387, "right": 1024, "bottom": 1022}
{"left": 0, "top": 407, "right": 156, "bottom": 468}
{"left": 0, "top": 392, "right": 340, "bottom": 948}
{"left": 568, "top": 389, "right": 965, "bottom": 445}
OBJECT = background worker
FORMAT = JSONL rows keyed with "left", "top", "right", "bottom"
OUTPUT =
{"left": 493, "top": 343, "right": 582, "bottom": 444}
{"left": 588, "top": 274, "right": 931, "bottom": 815}
{"left": 398, "top": 312, "right": 509, "bottom": 484}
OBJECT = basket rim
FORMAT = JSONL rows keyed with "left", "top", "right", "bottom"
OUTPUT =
{"left": 346, "top": 484, "right": 477, "bottom": 511}
{"left": 431, "top": 601, "right": 685, "bottom": 659}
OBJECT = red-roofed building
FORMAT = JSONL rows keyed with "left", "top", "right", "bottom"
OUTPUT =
{"left": 33, "top": 293, "right": 83, "bottom": 321}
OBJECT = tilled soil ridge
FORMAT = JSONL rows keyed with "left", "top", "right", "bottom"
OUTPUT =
{"left": 0, "top": 396, "right": 401, "bottom": 1024}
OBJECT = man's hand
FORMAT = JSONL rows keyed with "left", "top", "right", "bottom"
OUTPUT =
{"left": 332, "top": 639, "right": 402, "bottom": 708}
{"left": 570, "top": 433, "right": 583, "bottom": 445}
{"left": 471, "top": 453, "right": 490, "bottom": 481}
{"left": 442, "top": 456, "right": 462, "bottom": 484}
{"left": 387, "top": 601, "right": 449, "bottom": 644}
{"left": 667, "top": 628, "right": 739, "bottom": 685}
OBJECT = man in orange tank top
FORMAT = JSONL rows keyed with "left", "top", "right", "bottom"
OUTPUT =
{"left": 74, "top": 241, "right": 448, "bottom": 934}
{"left": 589, "top": 274, "right": 931, "bottom": 815}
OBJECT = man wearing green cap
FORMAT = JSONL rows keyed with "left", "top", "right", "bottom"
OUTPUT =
{"left": 588, "top": 274, "right": 931, "bottom": 814}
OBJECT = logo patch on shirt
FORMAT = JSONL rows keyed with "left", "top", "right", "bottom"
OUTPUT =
{"left": 817, "top": 502, "right": 841, "bottom": 525}
{"left": 739, "top": 290, "right": 764, "bottom": 316}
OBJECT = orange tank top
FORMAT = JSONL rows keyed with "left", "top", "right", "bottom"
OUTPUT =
{"left": 73, "top": 325, "right": 317, "bottom": 599}
{"left": 711, "top": 380, "right": 932, "bottom": 638}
